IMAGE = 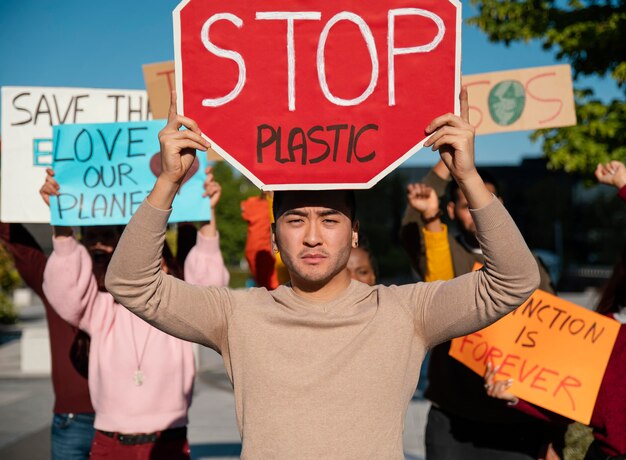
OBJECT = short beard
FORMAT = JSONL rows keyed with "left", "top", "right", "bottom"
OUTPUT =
{"left": 280, "top": 247, "right": 350, "bottom": 292}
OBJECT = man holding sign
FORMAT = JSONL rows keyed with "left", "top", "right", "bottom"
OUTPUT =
{"left": 104, "top": 89, "right": 541, "bottom": 457}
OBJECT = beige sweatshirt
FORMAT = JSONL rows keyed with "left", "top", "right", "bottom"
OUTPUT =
{"left": 106, "top": 196, "right": 539, "bottom": 459}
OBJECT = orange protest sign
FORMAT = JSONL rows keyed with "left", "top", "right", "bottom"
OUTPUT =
{"left": 143, "top": 61, "right": 222, "bottom": 161}
{"left": 449, "top": 289, "right": 620, "bottom": 424}
{"left": 462, "top": 64, "right": 576, "bottom": 135}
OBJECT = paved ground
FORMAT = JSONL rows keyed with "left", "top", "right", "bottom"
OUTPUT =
{"left": 0, "top": 304, "right": 428, "bottom": 460}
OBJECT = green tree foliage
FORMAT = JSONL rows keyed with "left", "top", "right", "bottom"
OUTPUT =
{"left": 532, "top": 89, "right": 626, "bottom": 173}
{"left": 0, "top": 292, "right": 18, "bottom": 325}
{"left": 211, "top": 162, "right": 258, "bottom": 266}
{"left": 563, "top": 422, "right": 593, "bottom": 460}
{"left": 0, "top": 245, "right": 20, "bottom": 293}
{"left": 469, "top": 0, "right": 626, "bottom": 174}
{"left": 0, "top": 244, "right": 20, "bottom": 324}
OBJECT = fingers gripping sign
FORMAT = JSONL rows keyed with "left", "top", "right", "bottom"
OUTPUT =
{"left": 39, "top": 168, "right": 60, "bottom": 207}
{"left": 424, "top": 87, "right": 476, "bottom": 183}
{"left": 158, "top": 91, "right": 211, "bottom": 186}
{"left": 484, "top": 362, "right": 519, "bottom": 405}
{"left": 423, "top": 87, "right": 492, "bottom": 210}
{"left": 39, "top": 167, "right": 73, "bottom": 237}
{"left": 150, "top": 92, "right": 211, "bottom": 210}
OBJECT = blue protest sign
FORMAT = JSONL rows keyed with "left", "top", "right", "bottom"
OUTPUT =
{"left": 49, "top": 120, "right": 211, "bottom": 225}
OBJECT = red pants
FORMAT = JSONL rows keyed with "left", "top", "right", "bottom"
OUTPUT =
{"left": 91, "top": 429, "right": 190, "bottom": 460}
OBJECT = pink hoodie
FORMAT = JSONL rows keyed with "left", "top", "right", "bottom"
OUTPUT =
{"left": 43, "top": 231, "right": 229, "bottom": 433}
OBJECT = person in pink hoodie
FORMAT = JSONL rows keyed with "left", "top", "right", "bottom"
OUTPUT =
{"left": 39, "top": 166, "right": 229, "bottom": 460}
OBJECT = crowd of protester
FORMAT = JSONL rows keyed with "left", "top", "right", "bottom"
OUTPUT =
{"left": 0, "top": 91, "right": 625, "bottom": 459}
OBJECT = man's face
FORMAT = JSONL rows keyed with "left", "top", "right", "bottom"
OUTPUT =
{"left": 273, "top": 191, "right": 357, "bottom": 290}
{"left": 447, "top": 183, "right": 497, "bottom": 235}
{"left": 81, "top": 226, "right": 122, "bottom": 289}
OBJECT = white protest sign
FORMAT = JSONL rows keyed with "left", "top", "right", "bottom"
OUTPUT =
{"left": 1, "top": 86, "right": 150, "bottom": 223}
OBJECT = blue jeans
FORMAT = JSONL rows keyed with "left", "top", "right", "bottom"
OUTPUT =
{"left": 51, "top": 412, "right": 95, "bottom": 460}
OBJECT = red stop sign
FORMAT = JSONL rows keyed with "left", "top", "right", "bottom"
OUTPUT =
{"left": 174, "top": 0, "right": 461, "bottom": 190}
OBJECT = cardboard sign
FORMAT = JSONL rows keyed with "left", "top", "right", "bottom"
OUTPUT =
{"left": 50, "top": 120, "right": 210, "bottom": 226}
{"left": 449, "top": 289, "right": 620, "bottom": 424}
{"left": 143, "top": 61, "right": 177, "bottom": 120}
{"left": 463, "top": 65, "right": 576, "bottom": 135}
{"left": 1, "top": 86, "right": 150, "bottom": 223}
{"left": 142, "top": 61, "right": 222, "bottom": 161}
{"left": 173, "top": 0, "right": 462, "bottom": 190}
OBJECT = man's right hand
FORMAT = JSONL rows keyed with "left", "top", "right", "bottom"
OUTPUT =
{"left": 407, "top": 183, "right": 439, "bottom": 219}
{"left": 158, "top": 91, "right": 210, "bottom": 186}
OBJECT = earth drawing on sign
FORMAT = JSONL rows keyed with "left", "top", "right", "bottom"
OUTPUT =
{"left": 488, "top": 80, "right": 526, "bottom": 126}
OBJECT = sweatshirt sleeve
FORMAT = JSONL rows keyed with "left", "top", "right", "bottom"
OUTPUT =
{"left": 184, "top": 231, "right": 230, "bottom": 287}
{"left": 42, "top": 235, "right": 99, "bottom": 332}
{"left": 105, "top": 200, "right": 231, "bottom": 352}
{"left": 413, "top": 196, "right": 540, "bottom": 347}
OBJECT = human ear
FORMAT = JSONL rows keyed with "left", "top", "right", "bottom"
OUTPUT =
{"left": 447, "top": 202, "right": 456, "bottom": 221}
{"left": 271, "top": 224, "right": 279, "bottom": 253}
{"left": 351, "top": 220, "right": 360, "bottom": 248}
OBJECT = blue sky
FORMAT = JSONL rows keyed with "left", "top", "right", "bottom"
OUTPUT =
{"left": 0, "top": 0, "right": 621, "bottom": 167}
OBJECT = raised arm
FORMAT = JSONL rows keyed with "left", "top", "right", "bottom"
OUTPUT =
{"left": 419, "top": 197, "right": 539, "bottom": 345}
{"left": 399, "top": 171, "right": 449, "bottom": 278}
{"left": 412, "top": 88, "right": 539, "bottom": 346}
{"left": 105, "top": 92, "right": 231, "bottom": 351}
{"left": 422, "top": 89, "right": 492, "bottom": 211}
{"left": 43, "top": 234, "right": 101, "bottom": 331}
{"left": 38, "top": 169, "right": 100, "bottom": 331}
{"left": 404, "top": 182, "right": 455, "bottom": 282}
{"left": 595, "top": 160, "right": 626, "bottom": 202}
{"left": 185, "top": 166, "right": 230, "bottom": 287}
